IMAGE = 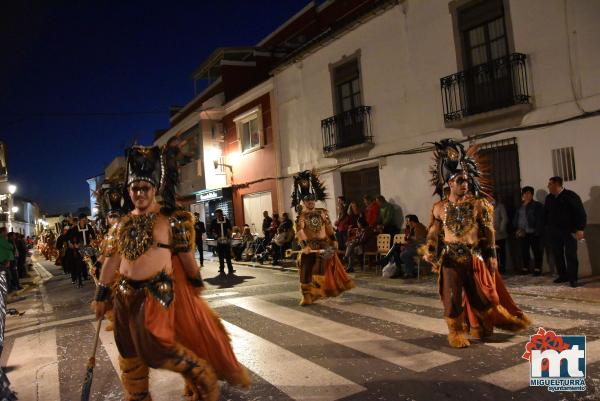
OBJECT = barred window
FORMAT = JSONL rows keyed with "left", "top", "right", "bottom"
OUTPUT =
{"left": 552, "top": 147, "right": 576, "bottom": 182}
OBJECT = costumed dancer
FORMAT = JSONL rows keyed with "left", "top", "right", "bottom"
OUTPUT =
{"left": 421, "top": 139, "right": 531, "bottom": 348}
{"left": 93, "top": 145, "right": 249, "bottom": 401}
{"left": 292, "top": 170, "right": 355, "bottom": 306}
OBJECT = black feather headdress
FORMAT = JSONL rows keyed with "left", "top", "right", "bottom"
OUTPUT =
{"left": 429, "top": 139, "right": 491, "bottom": 199}
{"left": 291, "top": 169, "right": 328, "bottom": 212}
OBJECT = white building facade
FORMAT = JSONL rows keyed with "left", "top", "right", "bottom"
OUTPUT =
{"left": 273, "top": 0, "right": 600, "bottom": 275}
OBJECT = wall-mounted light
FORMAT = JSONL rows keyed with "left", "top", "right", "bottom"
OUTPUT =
{"left": 213, "top": 160, "right": 233, "bottom": 173}
{"left": 8, "top": 184, "right": 16, "bottom": 194}
{"left": 11, "top": 206, "right": 19, "bottom": 213}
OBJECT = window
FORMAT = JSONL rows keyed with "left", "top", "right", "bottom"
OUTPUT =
{"left": 552, "top": 147, "right": 576, "bottom": 182}
{"left": 234, "top": 107, "right": 263, "bottom": 153}
{"left": 458, "top": 0, "right": 507, "bottom": 68}
{"left": 179, "top": 125, "right": 201, "bottom": 163}
{"left": 332, "top": 58, "right": 361, "bottom": 114}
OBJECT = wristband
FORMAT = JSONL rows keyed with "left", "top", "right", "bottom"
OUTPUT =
{"left": 188, "top": 271, "right": 204, "bottom": 288}
{"left": 95, "top": 283, "right": 112, "bottom": 302}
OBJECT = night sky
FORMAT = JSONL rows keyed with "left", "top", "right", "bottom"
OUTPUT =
{"left": 0, "top": 1, "right": 303, "bottom": 214}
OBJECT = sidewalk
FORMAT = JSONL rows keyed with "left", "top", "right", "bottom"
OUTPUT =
{"left": 221, "top": 254, "right": 600, "bottom": 304}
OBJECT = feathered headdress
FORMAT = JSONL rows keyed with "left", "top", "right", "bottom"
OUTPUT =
{"left": 96, "top": 180, "right": 125, "bottom": 218}
{"left": 429, "top": 139, "right": 491, "bottom": 199}
{"left": 291, "top": 169, "right": 327, "bottom": 212}
{"left": 122, "top": 143, "right": 181, "bottom": 213}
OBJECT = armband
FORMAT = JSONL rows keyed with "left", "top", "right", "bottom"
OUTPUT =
{"left": 482, "top": 246, "right": 497, "bottom": 260}
{"left": 95, "top": 283, "right": 112, "bottom": 302}
{"left": 170, "top": 211, "right": 194, "bottom": 253}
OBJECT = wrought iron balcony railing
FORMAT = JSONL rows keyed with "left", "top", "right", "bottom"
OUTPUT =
{"left": 440, "top": 53, "right": 530, "bottom": 122}
{"left": 321, "top": 105, "right": 373, "bottom": 154}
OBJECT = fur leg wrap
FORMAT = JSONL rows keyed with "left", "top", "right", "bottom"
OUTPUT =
{"left": 445, "top": 315, "right": 470, "bottom": 348}
{"left": 118, "top": 356, "right": 151, "bottom": 401}
{"left": 470, "top": 308, "right": 494, "bottom": 339}
{"left": 161, "top": 344, "right": 219, "bottom": 401}
{"left": 300, "top": 283, "right": 314, "bottom": 306}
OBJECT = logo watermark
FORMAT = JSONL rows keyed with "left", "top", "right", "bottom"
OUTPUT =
{"left": 522, "top": 327, "right": 586, "bottom": 392}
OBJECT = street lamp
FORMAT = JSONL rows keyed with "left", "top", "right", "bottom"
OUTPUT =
{"left": 8, "top": 184, "right": 16, "bottom": 194}
{"left": 11, "top": 206, "right": 19, "bottom": 213}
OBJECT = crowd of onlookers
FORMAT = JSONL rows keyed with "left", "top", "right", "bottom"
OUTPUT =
{"left": 0, "top": 228, "right": 33, "bottom": 293}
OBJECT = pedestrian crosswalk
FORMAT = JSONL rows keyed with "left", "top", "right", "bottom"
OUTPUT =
{"left": 5, "top": 285, "right": 599, "bottom": 400}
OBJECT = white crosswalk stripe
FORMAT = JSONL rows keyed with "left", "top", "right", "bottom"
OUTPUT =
{"left": 223, "top": 320, "right": 366, "bottom": 400}
{"left": 225, "top": 296, "right": 461, "bottom": 372}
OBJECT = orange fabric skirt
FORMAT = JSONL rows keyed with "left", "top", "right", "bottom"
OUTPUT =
{"left": 312, "top": 254, "right": 355, "bottom": 298}
{"left": 465, "top": 257, "right": 531, "bottom": 332}
{"left": 144, "top": 257, "right": 250, "bottom": 387}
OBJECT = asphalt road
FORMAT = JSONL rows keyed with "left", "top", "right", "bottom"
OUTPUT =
{"left": 2, "top": 255, "right": 599, "bottom": 401}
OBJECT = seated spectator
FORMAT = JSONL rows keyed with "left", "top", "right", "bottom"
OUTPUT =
{"left": 346, "top": 201, "right": 360, "bottom": 232}
{"left": 334, "top": 196, "right": 349, "bottom": 250}
{"left": 233, "top": 225, "right": 254, "bottom": 261}
{"left": 272, "top": 213, "right": 294, "bottom": 265}
{"left": 343, "top": 217, "right": 377, "bottom": 272}
{"left": 379, "top": 214, "right": 427, "bottom": 278}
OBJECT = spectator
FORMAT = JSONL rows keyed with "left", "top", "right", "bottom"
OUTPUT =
{"left": 6, "top": 233, "right": 20, "bottom": 291}
{"left": 399, "top": 215, "right": 427, "bottom": 277}
{"left": 346, "top": 201, "right": 360, "bottom": 231}
{"left": 262, "top": 211, "right": 273, "bottom": 242}
{"left": 193, "top": 212, "right": 206, "bottom": 267}
{"left": 210, "top": 209, "right": 235, "bottom": 276}
{"left": 376, "top": 195, "right": 398, "bottom": 237}
{"left": 514, "top": 186, "right": 545, "bottom": 276}
{"left": 493, "top": 196, "right": 509, "bottom": 274}
{"left": 269, "top": 213, "right": 280, "bottom": 239}
{"left": 0, "top": 228, "right": 15, "bottom": 290}
{"left": 545, "top": 176, "right": 587, "bottom": 287}
{"left": 272, "top": 213, "right": 295, "bottom": 265}
{"left": 343, "top": 217, "right": 377, "bottom": 272}
{"left": 379, "top": 215, "right": 426, "bottom": 278}
{"left": 363, "top": 195, "right": 380, "bottom": 228}
{"left": 16, "top": 234, "right": 28, "bottom": 278}
{"left": 334, "top": 196, "right": 349, "bottom": 250}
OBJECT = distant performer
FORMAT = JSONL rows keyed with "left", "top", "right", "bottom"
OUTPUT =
{"left": 422, "top": 139, "right": 531, "bottom": 348}
{"left": 292, "top": 170, "right": 354, "bottom": 306}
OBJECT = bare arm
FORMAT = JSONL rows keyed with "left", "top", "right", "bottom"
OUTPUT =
{"left": 421, "top": 204, "right": 443, "bottom": 270}
{"left": 178, "top": 251, "right": 201, "bottom": 278}
{"left": 477, "top": 199, "right": 498, "bottom": 271}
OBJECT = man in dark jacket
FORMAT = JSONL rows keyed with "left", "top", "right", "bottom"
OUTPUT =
{"left": 210, "top": 209, "right": 234, "bottom": 276}
{"left": 514, "top": 186, "right": 545, "bottom": 276}
{"left": 193, "top": 213, "right": 206, "bottom": 267}
{"left": 544, "top": 176, "right": 587, "bottom": 287}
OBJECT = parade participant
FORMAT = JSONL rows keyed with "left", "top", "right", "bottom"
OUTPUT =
{"left": 55, "top": 227, "right": 69, "bottom": 270}
{"left": 94, "top": 145, "right": 249, "bottom": 401}
{"left": 292, "top": 170, "right": 355, "bottom": 306}
{"left": 67, "top": 213, "right": 96, "bottom": 287}
{"left": 209, "top": 209, "right": 235, "bottom": 277}
{"left": 422, "top": 139, "right": 531, "bottom": 348}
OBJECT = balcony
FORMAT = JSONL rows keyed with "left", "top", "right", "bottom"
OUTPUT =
{"left": 321, "top": 106, "right": 373, "bottom": 156}
{"left": 440, "top": 53, "right": 531, "bottom": 126}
